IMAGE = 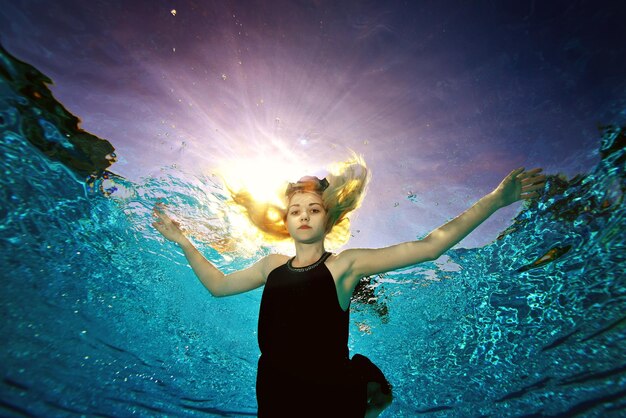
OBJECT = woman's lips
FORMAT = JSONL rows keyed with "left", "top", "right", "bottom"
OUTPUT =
{"left": 298, "top": 225, "right": 312, "bottom": 229}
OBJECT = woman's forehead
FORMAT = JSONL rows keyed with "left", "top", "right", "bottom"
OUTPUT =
{"left": 288, "top": 192, "right": 324, "bottom": 207}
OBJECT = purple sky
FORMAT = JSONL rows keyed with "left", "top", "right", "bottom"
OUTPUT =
{"left": 2, "top": 1, "right": 625, "bottom": 248}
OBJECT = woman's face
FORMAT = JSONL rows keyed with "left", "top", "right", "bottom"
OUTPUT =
{"left": 285, "top": 192, "right": 327, "bottom": 243}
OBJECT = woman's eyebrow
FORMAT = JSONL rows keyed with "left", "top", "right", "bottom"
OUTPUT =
{"left": 288, "top": 202, "right": 322, "bottom": 209}
{"left": 289, "top": 202, "right": 322, "bottom": 207}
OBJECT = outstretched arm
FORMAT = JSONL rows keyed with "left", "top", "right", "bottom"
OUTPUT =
{"left": 344, "top": 168, "right": 546, "bottom": 278}
{"left": 152, "top": 203, "right": 268, "bottom": 297}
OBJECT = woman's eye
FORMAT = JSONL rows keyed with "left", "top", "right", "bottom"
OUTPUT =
{"left": 311, "top": 209, "right": 320, "bottom": 214}
{"left": 290, "top": 211, "right": 299, "bottom": 216}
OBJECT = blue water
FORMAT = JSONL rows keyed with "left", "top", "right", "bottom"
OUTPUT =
{"left": 1, "top": 48, "right": 626, "bottom": 417}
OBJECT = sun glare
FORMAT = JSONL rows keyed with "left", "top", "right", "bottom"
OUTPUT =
{"left": 218, "top": 154, "right": 314, "bottom": 206}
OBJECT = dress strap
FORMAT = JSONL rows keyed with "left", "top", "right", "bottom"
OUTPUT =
{"left": 287, "top": 251, "right": 332, "bottom": 272}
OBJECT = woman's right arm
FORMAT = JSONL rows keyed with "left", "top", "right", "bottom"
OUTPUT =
{"left": 152, "top": 203, "right": 268, "bottom": 297}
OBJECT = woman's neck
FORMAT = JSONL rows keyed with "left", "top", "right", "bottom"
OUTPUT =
{"left": 292, "top": 242, "right": 326, "bottom": 267}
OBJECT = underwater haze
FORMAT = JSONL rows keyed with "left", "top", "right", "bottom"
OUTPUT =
{"left": 2, "top": 1, "right": 626, "bottom": 417}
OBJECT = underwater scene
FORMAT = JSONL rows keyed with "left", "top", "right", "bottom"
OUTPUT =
{"left": 1, "top": 23, "right": 626, "bottom": 418}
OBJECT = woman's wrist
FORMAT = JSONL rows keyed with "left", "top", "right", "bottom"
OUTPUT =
{"left": 177, "top": 235, "right": 193, "bottom": 248}
{"left": 483, "top": 191, "right": 504, "bottom": 211}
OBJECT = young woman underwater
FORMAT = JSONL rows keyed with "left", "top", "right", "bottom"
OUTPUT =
{"left": 152, "top": 157, "right": 546, "bottom": 417}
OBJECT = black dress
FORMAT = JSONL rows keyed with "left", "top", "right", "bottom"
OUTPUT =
{"left": 256, "top": 252, "right": 390, "bottom": 417}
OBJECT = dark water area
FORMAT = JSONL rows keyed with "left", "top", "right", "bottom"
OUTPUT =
{"left": 1, "top": 44, "right": 626, "bottom": 417}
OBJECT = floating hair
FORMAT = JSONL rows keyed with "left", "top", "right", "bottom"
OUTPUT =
{"left": 227, "top": 153, "right": 370, "bottom": 248}
{"left": 320, "top": 154, "right": 370, "bottom": 245}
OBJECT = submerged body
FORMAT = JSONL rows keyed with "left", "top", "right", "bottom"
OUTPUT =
{"left": 152, "top": 162, "right": 545, "bottom": 416}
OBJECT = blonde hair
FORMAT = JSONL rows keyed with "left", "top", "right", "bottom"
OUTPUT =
{"left": 228, "top": 155, "right": 370, "bottom": 248}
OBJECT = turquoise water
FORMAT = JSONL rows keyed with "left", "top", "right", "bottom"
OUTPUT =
{"left": 2, "top": 48, "right": 626, "bottom": 417}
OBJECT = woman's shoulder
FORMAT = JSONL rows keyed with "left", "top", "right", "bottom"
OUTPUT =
{"left": 324, "top": 249, "right": 363, "bottom": 273}
{"left": 330, "top": 248, "right": 369, "bottom": 264}
{"left": 262, "top": 253, "right": 290, "bottom": 275}
{"left": 326, "top": 248, "right": 374, "bottom": 277}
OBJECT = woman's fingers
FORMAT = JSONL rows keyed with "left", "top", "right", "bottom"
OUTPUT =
{"left": 521, "top": 175, "right": 546, "bottom": 186}
{"left": 523, "top": 183, "right": 545, "bottom": 193}
{"left": 520, "top": 167, "right": 542, "bottom": 174}
{"left": 152, "top": 211, "right": 166, "bottom": 224}
{"left": 517, "top": 167, "right": 541, "bottom": 176}
{"left": 510, "top": 167, "right": 526, "bottom": 178}
{"left": 519, "top": 169, "right": 545, "bottom": 195}
{"left": 515, "top": 168, "right": 546, "bottom": 200}
{"left": 524, "top": 168, "right": 543, "bottom": 174}
{"left": 152, "top": 222, "right": 163, "bottom": 234}
{"left": 152, "top": 206, "right": 175, "bottom": 234}
{"left": 152, "top": 204, "right": 171, "bottom": 220}
{"left": 521, "top": 191, "right": 540, "bottom": 199}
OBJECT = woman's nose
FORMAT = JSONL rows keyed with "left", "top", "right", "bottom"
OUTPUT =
{"left": 300, "top": 211, "right": 309, "bottom": 221}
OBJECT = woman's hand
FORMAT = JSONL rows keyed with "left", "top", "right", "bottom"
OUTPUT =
{"left": 152, "top": 203, "right": 187, "bottom": 245}
{"left": 492, "top": 167, "right": 546, "bottom": 208}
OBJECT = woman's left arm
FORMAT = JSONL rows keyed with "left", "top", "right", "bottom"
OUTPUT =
{"left": 344, "top": 167, "right": 546, "bottom": 279}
